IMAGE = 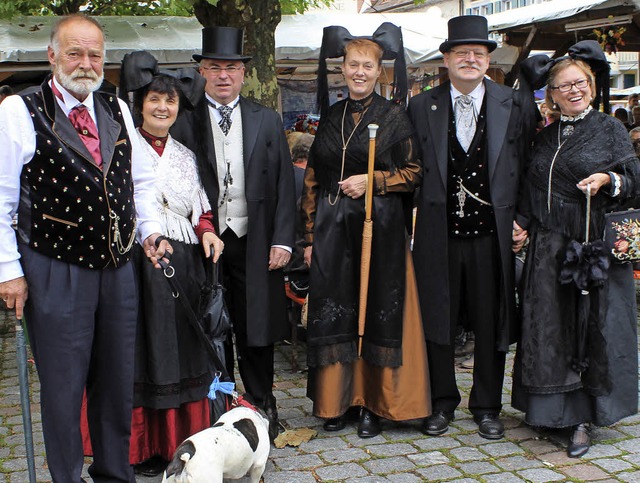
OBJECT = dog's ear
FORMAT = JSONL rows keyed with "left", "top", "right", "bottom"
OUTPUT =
{"left": 166, "top": 440, "right": 196, "bottom": 478}
{"left": 233, "top": 418, "right": 260, "bottom": 452}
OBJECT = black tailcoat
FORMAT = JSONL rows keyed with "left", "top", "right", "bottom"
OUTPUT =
{"left": 408, "top": 80, "right": 532, "bottom": 351}
{"left": 171, "top": 96, "right": 296, "bottom": 346}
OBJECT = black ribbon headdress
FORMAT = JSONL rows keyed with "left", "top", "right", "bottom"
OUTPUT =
{"left": 119, "top": 50, "right": 205, "bottom": 112}
{"left": 317, "top": 22, "right": 407, "bottom": 118}
{"left": 518, "top": 40, "right": 610, "bottom": 112}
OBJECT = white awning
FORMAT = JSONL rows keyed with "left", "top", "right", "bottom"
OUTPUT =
{"left": 275, "top": 11, "right": 447, "bottom": 66}
{"left": 0, "top": 16, "right": 202, "bottom": 64}
{"left": 487, "top": 0, "right": 613, "bottom": 31}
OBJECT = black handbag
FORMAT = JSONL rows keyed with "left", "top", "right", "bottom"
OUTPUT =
{"left": 603, "top": 208, "right": 640, "bottom": 263}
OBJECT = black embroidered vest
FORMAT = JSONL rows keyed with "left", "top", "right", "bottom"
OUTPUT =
{"left": 18, "top": 79, "right": 136, "bottom": 269}
{"left": 447, "top": 98, "right": 494, "bottom": 237}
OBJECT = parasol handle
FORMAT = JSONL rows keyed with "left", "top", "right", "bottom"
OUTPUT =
{"left": 584, "top": 183, "right": 591, "bottom": 243}
{"left": 365, "top": 124, "right": 379, "bottom": 220}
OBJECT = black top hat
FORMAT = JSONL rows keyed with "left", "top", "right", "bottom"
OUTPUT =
{"left": 439, "top": 15, "right": 497, "bottom": 53}
{"left": 192, "top": 26, "right": 252, "bottom": 63}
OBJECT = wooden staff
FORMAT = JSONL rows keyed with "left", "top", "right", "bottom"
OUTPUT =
{"left": 358, "top": 123, "right": 379, "bottom": 356}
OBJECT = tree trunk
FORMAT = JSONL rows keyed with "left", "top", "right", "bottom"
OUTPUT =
{"left": 192, "top": 0, "right": 282, "bottom": 110}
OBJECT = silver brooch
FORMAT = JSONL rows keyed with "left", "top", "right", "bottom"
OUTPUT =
{"left": 562, "top": 124, "right": 575, "bottom": 137}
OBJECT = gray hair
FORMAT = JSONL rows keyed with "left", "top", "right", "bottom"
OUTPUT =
{"left": 49, "top": 14, "right": 105, "bottom": 55}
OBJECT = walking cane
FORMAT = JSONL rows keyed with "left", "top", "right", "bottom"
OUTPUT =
{"left": 357, "top": 123, "right": 379, "bottom": 356}
{"left": 16, "top": 317, "right": 37, "bottom": 482}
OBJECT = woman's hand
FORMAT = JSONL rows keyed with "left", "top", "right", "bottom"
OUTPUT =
{"left": 202, "top": 232, "right": 224, "bottom": 263}
{"left": 339, "top": 174, "right": 367, "bottom": 199}
{"left": 304, "top": 246, "right": 313, "bottom": 267}
{"left": 577, "top": 173, "right": 610, "bottom": 196}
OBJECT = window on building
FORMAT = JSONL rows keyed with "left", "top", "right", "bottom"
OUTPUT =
{"left": 624, "top": 73, "right": 636, "bottom": 89}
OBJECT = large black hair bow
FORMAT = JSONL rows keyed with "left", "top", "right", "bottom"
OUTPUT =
{"left": 317, "top": 22, "right": 407, "bottom": 118}
{"left": 119, "top": 50, "right": 205, "bottom": 110}
{"left": 518, "top": 40, "right": 610, "bottom": 112}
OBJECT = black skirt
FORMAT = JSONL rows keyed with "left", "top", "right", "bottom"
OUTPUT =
{"left": 132, "top": 241, "right": 213, "bottom": 409}
{"left": 512, "top": 224, "right": 638, "bottom": 427}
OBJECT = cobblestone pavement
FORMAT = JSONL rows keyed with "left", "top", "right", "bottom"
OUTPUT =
{"left": 1, "top": 306, "right": 640, "bottom": 482}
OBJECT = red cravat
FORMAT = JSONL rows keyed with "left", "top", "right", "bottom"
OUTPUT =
{"left": 68, "top": 105, "right": 102, "bottom": 168}
{"left": 50, "top": 81, "right": 102, "bottom": 168}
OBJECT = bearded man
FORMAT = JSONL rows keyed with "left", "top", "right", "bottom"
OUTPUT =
{"left": 0, "top": 14, "right": 170, "bottom": 482}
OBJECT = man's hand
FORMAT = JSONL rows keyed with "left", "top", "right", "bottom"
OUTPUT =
{"left": 269, "top": 247, "right": 291, "bottom": 271}
{"left": 202, "top": 232, "right": 224, "bottom": 263}
{"left": 142, "top": 233, "right": 173, "bottom": 268}
{"left": 339, "top": 174, "right": 367, "bottom": 199}
{"left": 512, "top": 221, "right": 528, "bottom": 253}
{"left": 0, "top": 276, "right": 28, "bottom": 320}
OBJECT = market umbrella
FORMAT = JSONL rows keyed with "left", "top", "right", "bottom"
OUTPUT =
{"left": 558, "top": 185, "right": 609, "bottom": 373}
{"left": 16, "top": 317, "right": 36, "bottom": 482}
{"left": 357, "top": 124, "right": 379, "bottom": 356}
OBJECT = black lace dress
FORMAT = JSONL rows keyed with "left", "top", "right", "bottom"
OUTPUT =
{"left": 512, "top": 109, "right": 639, "bottom": 427}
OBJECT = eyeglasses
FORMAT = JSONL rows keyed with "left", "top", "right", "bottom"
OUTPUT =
{"left": 550, "top": 79, "right": 589, "bottom": 92}
{"left": 200, "top": 65, "right": 242, "bottom": 75}
{"left": 450, "top": 49, "right": 488, "bottom": 60}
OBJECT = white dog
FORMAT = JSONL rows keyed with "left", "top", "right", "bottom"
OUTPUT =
{"left": 161, "top": 406, "right": 270, "bottom": 483}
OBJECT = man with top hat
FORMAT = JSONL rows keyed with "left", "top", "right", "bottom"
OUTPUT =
{"left": 171, "top": 26, "right": 295, "bottom": 440}
{"left": 408, "top": 15, "right": 535, "bottom": 439}
{"left": 0, "top": 14, "right": 170, "bottom": 482}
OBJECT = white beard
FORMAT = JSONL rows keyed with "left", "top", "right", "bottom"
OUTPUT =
{"left": 55, "top": 67, "right": 104, "bottom": 99}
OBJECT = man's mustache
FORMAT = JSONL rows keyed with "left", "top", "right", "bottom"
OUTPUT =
{"left": 73, "top": 70, "right": 99, "bottom": 80}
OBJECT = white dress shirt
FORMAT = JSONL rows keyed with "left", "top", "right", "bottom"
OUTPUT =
{"left": 0, "top": 79, "right": 162, "bottom": 283}
{"left": 450, "top": 81, "right": 486, "bottom": 116}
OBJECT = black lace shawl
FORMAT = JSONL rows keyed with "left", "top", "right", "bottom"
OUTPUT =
{"left": 309, "top": 93, "right": 414, "bottom": 193}
{"left": 526, "top": 110, "right": 639, "bottom": 241}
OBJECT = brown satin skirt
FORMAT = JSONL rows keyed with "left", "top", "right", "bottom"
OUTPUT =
{"left": 309, "top": 247, "right": 431, "bottom": 421}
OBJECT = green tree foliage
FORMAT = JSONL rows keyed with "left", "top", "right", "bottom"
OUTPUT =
{"left": 0, "top": 0, "right": 331, "bottom": 18}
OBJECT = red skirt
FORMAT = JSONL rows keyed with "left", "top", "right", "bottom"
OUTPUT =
{"left": 81, "top": 393, "right": 210, "bottom": 464}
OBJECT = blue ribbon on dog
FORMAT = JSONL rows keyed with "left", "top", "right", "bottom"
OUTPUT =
{"left": 208, "top": 374, "right": 236, "bottom": 400}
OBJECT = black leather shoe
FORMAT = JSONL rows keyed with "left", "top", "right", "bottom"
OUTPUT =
{"left": 474, "top": 414, "right": 505, "bottom": 440}
{"left": 357, "top": 408, "right": 381, "bottom": 438}
{"left": 421, "top": 411, "right": 453, "bottom": 436}
{"left": 323, "top": 415, "right": 347, "bottom": 431}
{"left": 263, "top": 394, "right": 282, "bottom": 442}
{"left": 567, "top": 423, "right": 591, "bottom": 458}
{"left": 133, "top": 455, "right": 168, "bottom": 476}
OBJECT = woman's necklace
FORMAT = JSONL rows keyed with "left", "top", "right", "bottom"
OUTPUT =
{"left": 546, "top": 120, "right": 570, "bottom": 212}
{"left": 328, "top": 101, "right": 369, "bottom": 206}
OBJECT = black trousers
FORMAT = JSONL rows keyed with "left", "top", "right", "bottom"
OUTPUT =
{"left": 220, "top": 230, "right": 275, "bottom": 409}
{"left": 20, "top": 244, "right": 137, "bottom": 483}
{"left": 427, "top": 234, "right": 506, "bottom": 417}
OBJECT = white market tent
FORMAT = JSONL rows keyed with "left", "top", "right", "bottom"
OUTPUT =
{"left": 0, "top": 10, "right": 519, "bottom": 80}
{"left": 487, "top": 0, "right": 610, "bottom": 31}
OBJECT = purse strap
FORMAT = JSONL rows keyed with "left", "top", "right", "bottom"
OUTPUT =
{"left": 157, "top": 255, "right": 231, "bottom": 381}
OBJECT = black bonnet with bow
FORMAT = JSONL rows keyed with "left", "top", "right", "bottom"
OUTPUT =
{"left": 519, "top": 40, "right": 610, "bottom": 113}
{"left": 316, "top": 22, "right": 407, "bottom": 118}
{"left": 119, "top": 50, "right": 205, "bottom": 112}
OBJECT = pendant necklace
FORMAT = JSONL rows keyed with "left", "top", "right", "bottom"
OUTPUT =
{"left": 546, "top": 120, "right": 568, "bottom": 212}
{"left": 328, "top": 101, "right": 369, "bottom": 206}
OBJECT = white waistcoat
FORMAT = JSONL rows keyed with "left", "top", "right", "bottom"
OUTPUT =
{"left": 210, "top": 106, "right": 248, "bottom": 237}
